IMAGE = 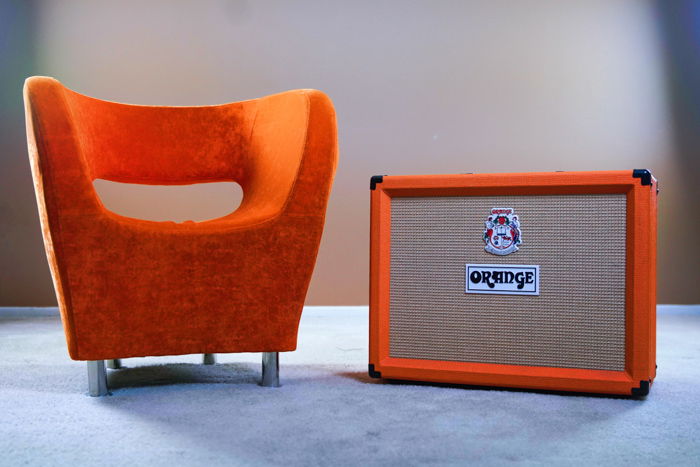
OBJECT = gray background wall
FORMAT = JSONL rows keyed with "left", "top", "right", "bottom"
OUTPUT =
{"left": 1, "top": 0, "right": 698, "bottom": 305}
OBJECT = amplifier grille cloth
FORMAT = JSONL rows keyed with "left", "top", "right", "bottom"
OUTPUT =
{"left": 389, "top": 195, "right": 626, "bottom": 371}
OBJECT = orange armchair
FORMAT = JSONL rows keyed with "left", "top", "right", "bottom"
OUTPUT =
{"left": 23, "top": 77, "right": 337, "bottom": 395}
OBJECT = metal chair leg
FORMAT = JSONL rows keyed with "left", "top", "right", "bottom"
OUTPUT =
{"left": 261, "top": 352, "right": 280, "bottom": 387}
{"left": 87, "top": 360, "right": 109, "bottom": 396}
{"left": 106, "top": 359, "right": 122, "bottom": 369}
{"left": 203, "top": 353, "right": 216, "bottom": 365}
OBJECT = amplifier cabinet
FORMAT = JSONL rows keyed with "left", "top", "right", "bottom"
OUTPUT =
{"left": 369, "top": 170, "right": 657, "bottom": 396}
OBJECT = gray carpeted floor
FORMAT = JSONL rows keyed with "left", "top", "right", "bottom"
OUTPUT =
{"left": 1, "top": 306, "right": 698, "bottom": 466}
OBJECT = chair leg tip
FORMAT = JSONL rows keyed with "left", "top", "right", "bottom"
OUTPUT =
{"left": 260, "top": 381, "right": 281, "bottom": 388}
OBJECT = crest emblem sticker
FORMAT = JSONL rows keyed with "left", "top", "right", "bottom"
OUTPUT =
{"left": 483, "top": 207, "right": 521, "bottom": 255}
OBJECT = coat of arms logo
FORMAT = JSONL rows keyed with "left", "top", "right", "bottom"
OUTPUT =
{"left": 483, "top": 207, "right": 521, "bottom": 255}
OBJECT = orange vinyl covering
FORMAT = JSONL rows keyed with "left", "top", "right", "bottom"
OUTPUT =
{"left": 23, "top": 77, "right": 338, "bottom": 361}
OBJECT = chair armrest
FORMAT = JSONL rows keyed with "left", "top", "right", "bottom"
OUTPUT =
{"left": 284, "top": 89, "right": 338, "bottom": 217}
{"left": 24, "top": 77, "right": 102, "bottom": 217}
{"left": 233, "top": 89, "right": 338, "bottom": 224}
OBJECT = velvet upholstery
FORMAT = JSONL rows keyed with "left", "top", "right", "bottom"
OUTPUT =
{"left": 23, "top": 76, "right": 338, "bottom": 360}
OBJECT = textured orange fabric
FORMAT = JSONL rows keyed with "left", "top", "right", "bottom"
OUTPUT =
{"left": 23, "top": 77, "right": 338, "bottom": 360}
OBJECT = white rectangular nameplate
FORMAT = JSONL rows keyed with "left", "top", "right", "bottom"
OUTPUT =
{"left": 466, "top": 264, "right": 540, "bottom": 295}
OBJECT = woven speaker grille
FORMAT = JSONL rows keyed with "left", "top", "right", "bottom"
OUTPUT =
{"left": 389, "top": 194, "right": 627, "bottom": 371}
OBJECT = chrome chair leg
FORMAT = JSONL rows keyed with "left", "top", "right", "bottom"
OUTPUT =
{"left": 106, "top": 359, "right": 122, "bottom": 369}
{"left": 203, "top": 353, "right": 216, "bottom": 365}
{"left": 261, "top": 352, "right": 280, "bottom": 387}
{"left": 87, "top": 360, "right": 109, "bottom": 396}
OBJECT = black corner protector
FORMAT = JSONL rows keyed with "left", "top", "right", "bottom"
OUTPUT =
{"left": 370, "top": 175, "right": 385, "bottom": 190}
{"left": 632, "top": 169, "right": 652, "bottom": 187}
{"left": 631, "top": 380, "right": 650, "bottom": 397}
{"left": 368, "top": 364, "right": 382, "bottom": 379}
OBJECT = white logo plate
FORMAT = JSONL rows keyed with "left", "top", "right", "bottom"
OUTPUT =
{"left": 466, "top": 264, "right": 540, "bottom": 295}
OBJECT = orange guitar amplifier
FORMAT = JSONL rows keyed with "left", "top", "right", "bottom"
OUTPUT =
{"left": 369, "top": 170, "right": 657, "bottom": 396}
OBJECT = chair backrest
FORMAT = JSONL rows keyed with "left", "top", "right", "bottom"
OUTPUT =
{"left": 61, "top": 86, "right": 255, "bottom": 185}
{"left": 25, "top": 77, "right": 334, "bottom": 226}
